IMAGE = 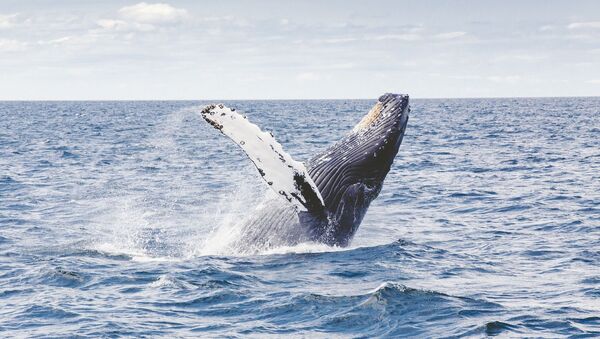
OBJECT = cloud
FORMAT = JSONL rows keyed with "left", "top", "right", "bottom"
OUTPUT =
{"left": 369, "top": 34, "right": 421, "bottom": 41}
{"left": 318, "top": 37, "right": 358, "bottom": 44}
{"left": 0, "top": 38, "right": 27, "bottom": 51}
{"left": 97, "top": 19, "right": 129, "bottom": 30}
{"left": 539, "top": 25, "right": 555, "bottom": 32}
{"left": 586, "top": 79, "right": 600, "bottom": 84}
{"left": 448, "top": 75, "right": 482, "bottom": 80}
{"left": 40, "top": 36, "right": 73, "bottom": 45}
{"left": 434, "top": 31, "right": 467, "bottom": 39}
{"left": 493, "top": 54, "right": 546, "bottom": 62}
{"left": 326, "top": 62, "right": 356, "bottom": 69}
{"left": 95, "top": 3, "right": 187, "bottom": 32}
{"left": 296, "top": 72, "right": 321, "bottom": 81}
{"left": 37, "top": 35, "right": 98, "bottom": 46}
{"left": 0, "top": 13, "right": 18, "bottom": 28}
{"left": 118, "top": 2, "right": 188, "bottom": 24}
{"left": 487, "top": 75, "right": 522, "bottom": 84}
{"left": 567, "top": 21, "right": 600, "bottom": 29}
{"left": 96, "top": 19, "right": 154, "bottom": 32}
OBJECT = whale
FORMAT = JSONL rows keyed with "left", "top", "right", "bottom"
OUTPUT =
{"left": 201, "top": 93, "right": 410, "bottom": 253}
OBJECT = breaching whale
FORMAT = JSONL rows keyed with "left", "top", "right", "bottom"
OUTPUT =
{"left": 201, "top": 93, "right": 410, "bottom": 253}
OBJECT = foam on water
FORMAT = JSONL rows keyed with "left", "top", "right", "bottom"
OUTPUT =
{"left": 80, "top": 105, "right": 324, "bottom": 259}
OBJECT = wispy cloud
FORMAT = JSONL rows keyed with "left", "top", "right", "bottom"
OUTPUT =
{"left": 296, "top": 72, "right": 320, "bottom": 81}
{"left": 447, "top": 75, "right": 482, "bottom": 80}
{"left": 326, "top": 62, "right": 357, "bottom": 69}
{"left": 318, "top": 37, "right": 358, "bottom": 44}
{"left": 444, "top": 74, "right": 526, "bottom": 84}
{"left": 96, "top": 18, "right": 155, "bottom": 32}
{"left": 37, "top": 35, "right": 98, "bottom": 46}
{"left": 0, "top": 13, "right": 19, "bottom": 29}
{"left": 487, "top": 75, "right": 522, "bottom": 83}
{"left": 0, "top": 38, "right": 27, "bottom": 51}
{"left": 586, "top": 79, "right": 600, "bottom": 84}
{"left": 539, "top": 25, "right": 556, "bottom": 32}
{"left": 567, "top": 21, "right": 600, "bottom": 29}
{"left": 369, "top": 34, "right": 421, "bottom": 41}
{"left": 313, "top": 29, "right": 467, "bottom": 45}
{"left": 493, "top": 54, "right": 546, "bottom": 62}
{"left": 434, "top": 31, "right": 467, "bottom": 39}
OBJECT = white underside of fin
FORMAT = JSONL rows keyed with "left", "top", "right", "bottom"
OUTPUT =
{"left": 201, "top": 104, "right": 325, "bottom": 213}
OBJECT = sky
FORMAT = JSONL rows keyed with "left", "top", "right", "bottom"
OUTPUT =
{"left": 0, "top": 0, "right": 599, "bottom": 99}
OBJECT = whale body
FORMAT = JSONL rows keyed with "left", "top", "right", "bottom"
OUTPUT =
{"left": 201, "top": 93, "right": 410, "bottom": 253}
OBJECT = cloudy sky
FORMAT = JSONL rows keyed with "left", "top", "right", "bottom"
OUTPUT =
{"left": 1, "top": 0, "right": 599, "bottom": 99}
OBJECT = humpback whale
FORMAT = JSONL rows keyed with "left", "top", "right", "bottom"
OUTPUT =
{"left": 201, "top": 93, "right": 410, "bottom": 253}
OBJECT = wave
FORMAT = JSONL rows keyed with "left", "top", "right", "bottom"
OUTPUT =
{"left": 219, "top": 281, "right": 508, "bottom": 337}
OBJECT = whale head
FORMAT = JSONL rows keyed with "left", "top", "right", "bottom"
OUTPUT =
{"left": 306, "top": 93, "right": 410, "bottom": 246}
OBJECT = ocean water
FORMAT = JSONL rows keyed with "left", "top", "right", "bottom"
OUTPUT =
{"left": 0, "top": 98, "right": 599, "bottom": 337}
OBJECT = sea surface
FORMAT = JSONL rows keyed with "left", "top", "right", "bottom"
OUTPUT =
{"left": 0, "top": 98, "right": 599, "bottom": 337}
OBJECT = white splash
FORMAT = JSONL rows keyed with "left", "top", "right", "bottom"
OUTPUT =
{"left": 260, "top": 241, "right": 344, "bottom": 256}
{"left": 81, "top": 105, "right": 349, "bottom": 260}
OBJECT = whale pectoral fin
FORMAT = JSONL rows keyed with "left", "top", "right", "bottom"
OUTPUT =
{"left": 201, "top": 104, "right": 326, "bottom": 215}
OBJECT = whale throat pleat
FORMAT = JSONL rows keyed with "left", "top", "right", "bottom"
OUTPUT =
{"left": 306, "top": 94, "right": 409, "bottom": 214}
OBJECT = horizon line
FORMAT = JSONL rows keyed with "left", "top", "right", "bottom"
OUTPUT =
{"left": 0, "top": 95, "right": 599, "bottom": 102}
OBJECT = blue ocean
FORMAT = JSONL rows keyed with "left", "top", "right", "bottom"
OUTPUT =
{"left": 1, "top": 98, "right": 599, "bottom": 337}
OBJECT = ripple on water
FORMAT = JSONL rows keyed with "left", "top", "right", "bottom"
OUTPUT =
{"left": 1, "top": 99, "right": 599, "bottom": 337}
{"left": 20, "top": 305, "right": 79, "bottom": 320}
{"left": 40, "top": 266, "right": 89, "bottom": 288}
{"left": 149, "top": 274, "right": 195, "bottom": 289}
{"left": 254, "top": 282, "right": 506, "bottom": 337}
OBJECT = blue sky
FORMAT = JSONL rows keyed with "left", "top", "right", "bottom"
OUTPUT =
{"left": 1, "top": 0, "right": 599, "bottom": 99}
